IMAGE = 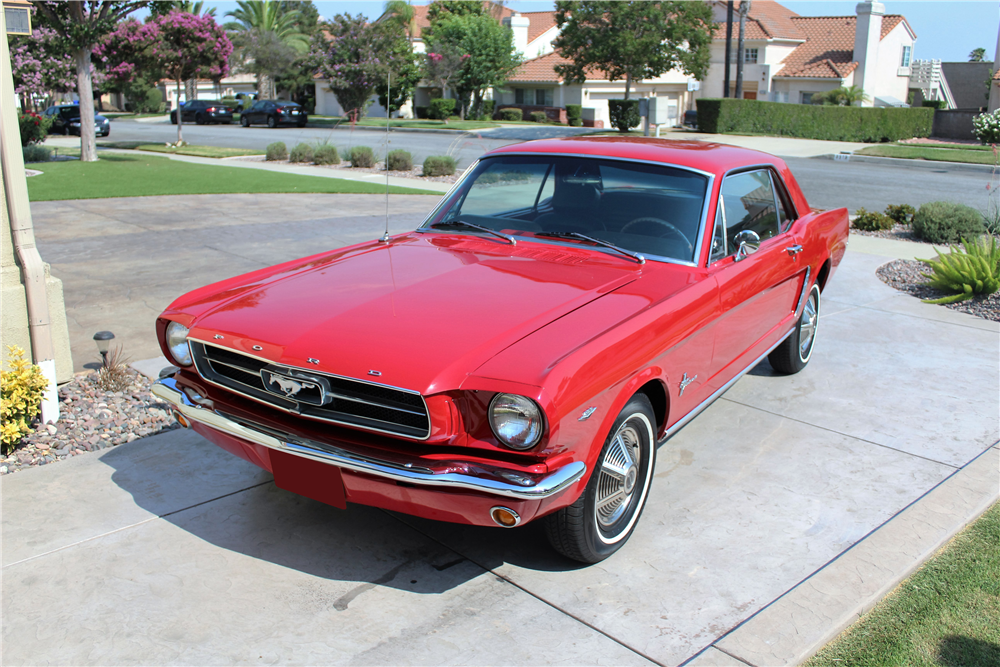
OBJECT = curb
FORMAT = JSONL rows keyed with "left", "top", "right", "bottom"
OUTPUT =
{"left": 816, "top": 152, "right": 994, "bottom": 173}
{"left": 686, "top": 443, "right": 1000, "bottom": 667}
{"left": 308, "top": 123, "right": 493, "bottom": 136}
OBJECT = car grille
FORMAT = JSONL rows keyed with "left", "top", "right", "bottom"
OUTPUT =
{"left": 189, "top": 341, "right": 430, "bottom": 439}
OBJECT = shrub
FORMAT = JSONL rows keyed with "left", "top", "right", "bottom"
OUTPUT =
{"left": 919, "top": 236, "right": 1000, "bottom": 304}
{"left": 95, "top": 345, "right": 132, "bottom": 392}
{"left": 423, "top": 155, "right": 456, "bottom": 177}
{"left": 1, "top": 345, "right": 49, "bottom": 454}
{"left": 221, "top": 96, "right": 238, "bottom": 110}
{"left": 429, "top": 98, "right": 456, "bottom": 120}
{"left": 921, "top": 99, "right": 947, "bottom": 110}
{"left": 529, "top": 111, "right": 548, "bottom": 123}
{"left": 289, "top": 143, "right": 314, "bottom": 163}
{"left": 18, "top": 111, "right": 50, "bottom": 146}
{"left": 313, "top": 144, "right": 340, "bottom": 165}
{"left": 22, "top": 145, "right": 52, "bottom": 163}
{"left": 414, "top": 106, "right": 429, "bottom": 119}
{"left": 566, "top": 103, "right": 583, "bottom": 127}
{"left": 609, "top": 99, "right": 641, "bottom": 133}
{"left": 348, "top": 145, "right": 375, "bottom": 168}
{"left": 695, "top": 98, "right": 934, "bottom": 142}
{"left": 885, "top": 204, "right": 916, "bottom": 224}
{"left": 480, "top": 100, "right": 495, "bottom": 119}
{"left": 913, "top": 201, "right": 986, "bottom": 244}
{"left": 973, "top": 109, "right": 1000, "bottom": 145}
{"left": 498, "top": 107, "right": 522, "bottom": 121}
{"left": 265, "top": 141, "right": 287, "bottom": 161}
{"left": 851, "top": 207, "right": 894, "bottom": 231}
{"left": 386, "top": 149, "right": 413, "bottom": 171}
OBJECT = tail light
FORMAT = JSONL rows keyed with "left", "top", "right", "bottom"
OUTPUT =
{"left": 206, "top": 107, "right": 216, "bottom": 112}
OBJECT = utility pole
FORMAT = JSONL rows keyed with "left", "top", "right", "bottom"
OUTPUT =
{"left": 724, "top": 1, "right": 734, "bottom": 97}
{"left": 735, "top": 0, "right": 750, "bottom": 99}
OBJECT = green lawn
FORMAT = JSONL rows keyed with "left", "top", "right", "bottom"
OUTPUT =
{"left": 308, "top": 116, "right": 502, "bottom": 131}
{"left": 857, "top": 144, "right": 995, "bottom": 165}
{"left": 98, "top": 141, "right": 262, "bottom": 158}
{"left": 27, "top": 153, "right": 439, "bottom": 201}
{"left": 806, "top": 501, "right": 1000, "bottom": 667}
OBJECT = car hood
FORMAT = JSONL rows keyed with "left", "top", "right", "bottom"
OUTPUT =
{"left": 180, "top": 233, "right": 642, "bottom": 394}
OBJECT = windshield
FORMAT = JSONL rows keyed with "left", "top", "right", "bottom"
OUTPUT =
{"left": 421, "top": 155, "right": 709, "bottom": 264}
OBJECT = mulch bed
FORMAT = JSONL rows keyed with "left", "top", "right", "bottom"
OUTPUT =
{"left": 1, "top": 370, "right": 179, "bottom": 476}
{"left": 850, "top": 224, "right": 926, "bottom": 244}
{"left": 230, "top": 156, "right": 461, "bottom": 184}
{"left": 876, "top": 258, "right": 1000, "bottom": 322}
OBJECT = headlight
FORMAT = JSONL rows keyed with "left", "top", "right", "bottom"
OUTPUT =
{"left": 489, "top": 393, "right": 544, "bottom": 450}
{"left": 165, "top": 321, "right": 192, "bottom": 366}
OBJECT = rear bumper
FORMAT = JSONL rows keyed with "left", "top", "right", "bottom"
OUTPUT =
{"left": 152, "top": 377, "right": 586, "bottom": 503}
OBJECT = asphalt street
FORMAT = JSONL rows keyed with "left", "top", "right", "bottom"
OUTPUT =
{"left": 104, "top": 118, "right": 985, "bottom": 214}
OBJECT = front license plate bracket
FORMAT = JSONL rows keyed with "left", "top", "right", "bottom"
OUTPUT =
{"left": 270, "top": 449, "right": 347, "bottom": 509}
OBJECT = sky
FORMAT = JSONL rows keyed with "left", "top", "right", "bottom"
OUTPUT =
{"left": 171, "top": 0, "right": 997, "bottom": 64}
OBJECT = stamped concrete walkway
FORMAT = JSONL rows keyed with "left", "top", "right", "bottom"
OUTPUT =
{"left": 4, "top": 201, "right": 997, "bottom": 664}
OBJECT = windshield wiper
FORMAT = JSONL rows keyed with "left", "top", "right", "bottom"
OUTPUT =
{"left": 536, "top": 231, "right": 645, "bottom": 264}
{"left": 428, "top": 220, "right": 516, "bottom": 245}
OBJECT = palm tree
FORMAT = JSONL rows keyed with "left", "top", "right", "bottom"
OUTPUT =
{"left": 225, "top": 1, "right": 309, "bottom": 100}
{"left": 383, "top": 0, "right": 417, "bottom": 44}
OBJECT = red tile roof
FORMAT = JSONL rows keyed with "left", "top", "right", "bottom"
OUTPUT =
{"left": 713, "top": 1, "right": 805, "bottom": 41}
{"left": 522, "top": 10, "right": 558, "bottom": 44}
{"left": 774, "top": 14, "right": 912, "bottom": 79}
{"left": 509, "top": 51, "right": 571, "bottom": 83}
{"left": 409, "top": 2, "right": 515, "bottom": 40}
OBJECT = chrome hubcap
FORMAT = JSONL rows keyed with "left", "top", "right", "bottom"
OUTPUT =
{"left": 799, "top": 292, "right": 818, "bottom": 358}
{"left": 596, "top": 422, "right": 641, "bottom": 528}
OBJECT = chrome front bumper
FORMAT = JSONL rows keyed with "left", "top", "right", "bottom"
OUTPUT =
{"left": 152, "top": 377, "right": 586, "bottom": 500}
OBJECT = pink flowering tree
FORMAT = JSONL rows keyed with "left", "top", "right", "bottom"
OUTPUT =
{"left": 95, "top": 19, "right": 161, "bottom": 110}
{"left": 152, "top": 11, "right": 231, "bottom": 143}
{"left": 33, "top": 1, "right": 149, "bottom": 162}
{"left": 10, "top": 27, "right": 77, "bottom": 110}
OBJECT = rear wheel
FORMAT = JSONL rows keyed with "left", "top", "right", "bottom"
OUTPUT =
{"left": 769, "top": 283, "right": 820, "bottom": 375}
{"left": 545, "top": 393, "right": 656, "bottom": 563}
{"left": 241, "top": 115, "right": 250, "bottom": 127}
{"left": 267, "top": 115, "right": 277, "bottom": 128}
{"left": 195, "top": 113, "right": 206, "bottom": 125}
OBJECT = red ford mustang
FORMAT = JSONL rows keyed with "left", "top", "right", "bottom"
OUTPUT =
{"left": 153, "top": 137, "right": 849, "bottom": 563}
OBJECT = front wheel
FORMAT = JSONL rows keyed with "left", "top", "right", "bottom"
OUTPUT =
{"left": 545, "top": 393, "right": 656, "bottom": 563}
{"left": 241, "top": 116, "right": 250, "bottom": 127}
{"left": 769, "top": 282, "right": 820, "bottom": 375}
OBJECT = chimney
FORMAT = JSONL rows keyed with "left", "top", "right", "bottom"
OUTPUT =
{"left": 853, "top": 1, "right": 884, "bottom": 106}
{"left": 504, "top": 12, "right": 530, "bottom": 56}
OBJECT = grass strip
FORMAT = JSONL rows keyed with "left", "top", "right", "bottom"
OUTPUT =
{"left": 98, "top": 141, "right": 262, "bottom": 158}
{"left": 857, "top": 145, "right": 995, "bottom": 165}
{"left": 806, "top": 501, "right": 1000, "bottom": 667}
{"left": 308, "top": 116, "right": 502, "bottom": 131}
{"left": 27, "top": 152, "right": 439, "bottom": 201}
{"left": 897, "top": 142, "right": 992, "bottom": 152}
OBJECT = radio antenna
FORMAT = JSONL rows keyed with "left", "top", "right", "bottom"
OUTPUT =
{"left": 380, "top": 71, "right": 391, "bottom": 243}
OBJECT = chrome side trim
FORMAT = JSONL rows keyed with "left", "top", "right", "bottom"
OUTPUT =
{"left": 659, "top": 330, "right": 794, "bottom": 444}
{"left": 794, "top": 266, "right": 812, "bottom": 317}
{"left": 152, "top": 377, "right": 586, "bottom": 500}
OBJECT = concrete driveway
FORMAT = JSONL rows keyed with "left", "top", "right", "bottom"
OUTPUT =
{"left": 4, "top": 195, "right": 998, "bottom": 664}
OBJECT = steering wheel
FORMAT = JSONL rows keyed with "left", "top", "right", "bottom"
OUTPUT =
{"left": 620, "top": 217, "right": 693, "bottom": 257}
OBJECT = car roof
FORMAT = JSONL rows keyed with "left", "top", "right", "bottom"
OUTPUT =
{"left": 485, "top": 136, "right": 786, "bottom": 176}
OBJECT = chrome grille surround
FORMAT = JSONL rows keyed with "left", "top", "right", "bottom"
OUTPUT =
{"left": 189, "top": 339, "right": 431, "bottom": 440}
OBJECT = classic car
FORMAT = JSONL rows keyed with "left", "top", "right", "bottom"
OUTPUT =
{"left": 153, "top": 137, "right": 848, "bottom": 563}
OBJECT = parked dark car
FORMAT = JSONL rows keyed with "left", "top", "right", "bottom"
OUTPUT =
{"left": 43, "top": 104, "right": 111, "bottom": 137}
{"left": 170, "top": 100, "right": 235, "bottom": 125}
{"left": 240, "top": 100, "right": 307, "bottom": 128}
{"left": 682, "top": 110, "right": 698, "bottom": 129}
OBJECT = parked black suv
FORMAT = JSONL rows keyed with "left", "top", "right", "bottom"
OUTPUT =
{"left": 240, "top": 100, "right": 307, "bottom": 128}
{"left": 170, "top": 99, "right": 235, "bottom": 125}
{"left": 43, "top": 104, "right": 111, "bottom": 136}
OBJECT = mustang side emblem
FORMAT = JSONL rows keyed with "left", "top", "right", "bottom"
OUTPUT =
{"left": 678, "top": 373, "right": 697, "bottom": 397}
{"left": 260, "top": 367, "right": 333, "bottom": 406}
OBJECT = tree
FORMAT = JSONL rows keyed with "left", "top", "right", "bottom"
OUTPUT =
{"left": 423, "top": 0, "right": 486, "bottom": 42}
{"left": 151, "top": 11, "right": 232, "bottom": 143}
{"left": 95, "top": 18, "right": 160, "bottom": 110}
{"left": 149, "top": 1, "right": 215, "bottom": 17}
{"left": 225, "top": 0, "right": 308, "bottom": 100}
{"left": 970, "top": 47, "right": 987, "bottom": 62}
{"left": 553, "top": 1, "right": 716, "bottom": 100}
{"left": 811, "top": 85, "right": 868, "bottom": 106}
{"left": 32, "top": 1, "right": 149, "bottom": 162}
{"left": 735, "top": 0, "right": 749, "bottom": 99}
{"left": 10, "top": 27, "right": 77, "bottom": 111}
{"left": 423, "top": 47, "right": 469, "bottom": 121}
{"left": 426, "top": 12, "right": 523, "bottom": 119}
{"left": 315, "top": 13, "right": 388, "bottom": 121}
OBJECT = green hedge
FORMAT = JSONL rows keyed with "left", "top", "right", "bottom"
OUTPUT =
{"left": 429, "top": 98, "right": 456, "bottom": 120}
{"left": 566, "top": 104, "right": 582, "bottom": 127}
{"left": 694, "top": 98, "right": 933, "bottom": 142}
{"left": 609, "top": 99, "right": 640, "bottom": 133}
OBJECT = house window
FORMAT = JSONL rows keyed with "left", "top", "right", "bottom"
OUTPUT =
{"left": 900, "top": 46, "right": 911, "bottom": 67}
{"left": 801, "top": 92, "right": 815, "bottom": 105}
{"left": 744, "top": 48, "right": 758, "bottom": 64}
{"left": 515, "top": 88, "right": 525, "bottom": 104}
{"left": 535, "top": 89, "right": 552, "bottom": 106}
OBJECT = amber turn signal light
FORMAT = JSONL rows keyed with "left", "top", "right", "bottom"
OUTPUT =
{"left": 172, "top": 410, "right": 190, "bottom": 429}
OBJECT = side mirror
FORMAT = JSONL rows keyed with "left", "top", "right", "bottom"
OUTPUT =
{"left": 733, "top": 229, "right": 761, "bottom": 262}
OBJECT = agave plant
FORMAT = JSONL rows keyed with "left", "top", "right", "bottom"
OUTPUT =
{"left": 919, "top": 236, "right": 1000, "bottom": 304}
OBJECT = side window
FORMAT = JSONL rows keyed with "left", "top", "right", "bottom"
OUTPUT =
{"left": 719, "top": 170, "right": 778, "bottom": 254}
{"left": 249, "top": 101, "right": 263, "bottom": 112}
{"left": 710, "top": 204, "right": 726, "bottom": 264}
{"left": 772, "top": 172, "right": 797, "bottom": 234}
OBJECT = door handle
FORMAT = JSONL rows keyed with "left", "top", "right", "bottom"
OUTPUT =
{"left": 785, "top": 245, "right": 803, "bottom": 257}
